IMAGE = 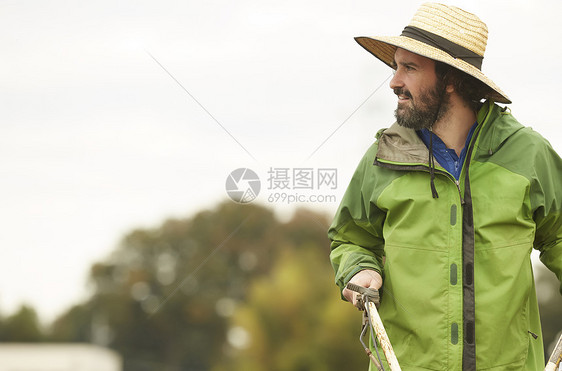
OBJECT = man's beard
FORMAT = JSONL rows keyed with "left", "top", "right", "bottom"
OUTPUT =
{"left": 394, "top": 82, "right": 449, "bottom": 130}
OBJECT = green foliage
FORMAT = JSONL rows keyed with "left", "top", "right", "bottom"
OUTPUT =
{"left": 80, "top": 201, "right": 279, "bottom": 370}
{"left": 213, "top": 245, "right": 367, "bottom": 371}
{"left": 49, "top": 303, "right": 93, "bottom": 342}
{"left": 0, "top": 304, "right": 43, "bottom": 342}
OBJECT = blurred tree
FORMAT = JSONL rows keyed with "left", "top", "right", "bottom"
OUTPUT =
{"left": 48, "top": 201, "right": 368, "bottom": 370}
{"left": 49, "top": 303, "right": 93, "bottom": 342}
{"left": 83, "top": 201, "right": 279, "bottom": 371}
{"left": 0, "top": 304, "right": 44, "bottom": 342}
{"left": 212, "top": 244, "right": 367, "bottom": 371}
{"left": 49, "top": 201, "right": 293, "bottom": 370}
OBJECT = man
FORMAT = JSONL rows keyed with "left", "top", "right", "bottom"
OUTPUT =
{"left": 329, "top": 3, "right": 562, "bottom": 370}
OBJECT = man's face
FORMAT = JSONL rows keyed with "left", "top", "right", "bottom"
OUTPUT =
{"left": 390, "top": 48, "right": 447, "bottom": 130}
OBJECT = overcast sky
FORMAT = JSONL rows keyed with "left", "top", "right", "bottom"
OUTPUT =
{"left": 2, "top": 0, "right": 561, "bottom": 322}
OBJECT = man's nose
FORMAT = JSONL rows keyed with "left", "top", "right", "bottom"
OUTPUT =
{"left": 389, "top": 70, "right": 403, "bottom": 90}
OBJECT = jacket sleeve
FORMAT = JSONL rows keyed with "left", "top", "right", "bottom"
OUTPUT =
{"left": 531, "top": 137, "right": 562, "bottom": 295}
{"left": 328, "top": 142, "right": 386, "bottom": 295}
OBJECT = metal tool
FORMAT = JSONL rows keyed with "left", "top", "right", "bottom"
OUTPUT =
{"left": 346, "top": 283, "right": 401, "bottom": 371}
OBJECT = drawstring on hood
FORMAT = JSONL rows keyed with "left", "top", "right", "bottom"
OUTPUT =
{"left": 428, "top": 128, "right": 439, "bottom": 198}
{"left": 426, "top": 76, "right": 455, "bottom": 199}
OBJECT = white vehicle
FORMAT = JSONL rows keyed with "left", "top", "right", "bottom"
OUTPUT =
{"left": 0, "top": 343, "right": 121, "bottom": 371}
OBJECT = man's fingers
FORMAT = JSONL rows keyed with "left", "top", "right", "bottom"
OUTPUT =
{"left": 342, "top": 288, "right": 356, "bottom": 304}
{"left": 344, "top": 269, "right": 383, "bottom": 307}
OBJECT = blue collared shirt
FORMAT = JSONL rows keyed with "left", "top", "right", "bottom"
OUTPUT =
{"left": 417, "top": 122, "right": 478, "bottom": 180}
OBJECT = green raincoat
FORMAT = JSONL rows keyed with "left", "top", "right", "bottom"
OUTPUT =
{"left": 329, "top": 101, "right": 562, "bottom": 370}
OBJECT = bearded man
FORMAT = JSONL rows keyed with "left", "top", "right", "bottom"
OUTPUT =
{"left": 328, "top": 3, "right": 562, "bottom": 370}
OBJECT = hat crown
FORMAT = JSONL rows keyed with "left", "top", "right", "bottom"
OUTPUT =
{"left": 408, "top": 3, "right": 488, "bottom": 57}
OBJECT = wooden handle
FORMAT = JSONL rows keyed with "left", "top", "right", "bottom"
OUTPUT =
{"left": 366, "top": 301, "right": 401, "bottom": 371}
{"left": 545, "top": 334, "right": 562, "bottom": 371}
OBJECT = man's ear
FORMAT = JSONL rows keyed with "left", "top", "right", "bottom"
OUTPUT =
{"left": 439, "top": 66, "right": 455, "bottom": 94}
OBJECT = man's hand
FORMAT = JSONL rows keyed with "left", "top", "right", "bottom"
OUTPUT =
{"left": 342, "top": 269, "right": 383, "bottom": 307}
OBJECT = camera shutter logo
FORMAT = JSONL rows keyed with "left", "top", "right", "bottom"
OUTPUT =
{"left": 225, "top": 168, "right": 261, "bottom": 203}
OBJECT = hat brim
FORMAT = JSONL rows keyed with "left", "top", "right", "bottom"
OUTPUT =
{"left": 355, "top": 36, "right": 511, "bottom": 104}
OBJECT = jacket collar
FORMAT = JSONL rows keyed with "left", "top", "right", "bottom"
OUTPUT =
{"left": 376, "top": 122, "right": 428, "bottom": 165}
{"left": 375, "top": 101, "right": 522, "bottom": 165}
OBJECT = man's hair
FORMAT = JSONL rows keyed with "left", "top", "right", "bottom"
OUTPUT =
{"left": 434, "top": 61, "right": 492, "bottom": 111}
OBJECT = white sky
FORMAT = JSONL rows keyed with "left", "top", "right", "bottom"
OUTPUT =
{"left": 1, "top": 0, "right": 561, "bottom": 322}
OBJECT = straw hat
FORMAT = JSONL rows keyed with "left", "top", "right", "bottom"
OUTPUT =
{"left": 355, "top": 2, "right": 511, "bottom": 104}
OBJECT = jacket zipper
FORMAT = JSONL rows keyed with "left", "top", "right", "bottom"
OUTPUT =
{"left": 373, "top": 160, "right": 466, "bottom": 205}
{"left": 373, "top": 108, "right": 492, "bottom": 370}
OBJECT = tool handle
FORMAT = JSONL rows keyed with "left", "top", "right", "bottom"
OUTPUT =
{"left": 346, "top": 282, "right": 380, "bottom": 308}
{"left": 366, "top": 301, "right": 401, "bottom": 371}
{"left": 545, "top": 334, "right": 562, "bottom": 371}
